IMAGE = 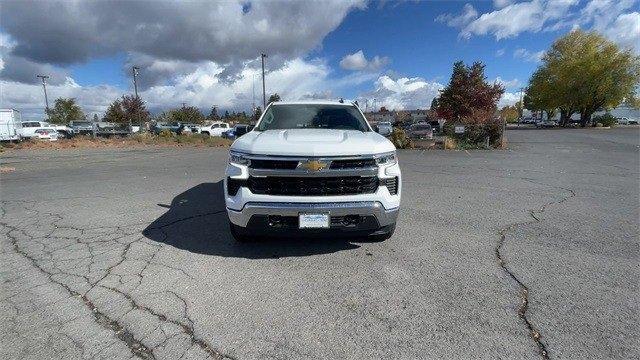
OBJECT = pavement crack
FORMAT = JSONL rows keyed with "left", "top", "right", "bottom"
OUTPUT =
{"left": 1, "top": 222, "right": 156, "bottom": 359}
{"left": 495, "top": 182, "right": 576, "bottom": 360}
{"left": 102, "top": 286, "right": 235, "bottom": 360}
{"left": 0, "top": 201, "right": 155, "bottom": 360}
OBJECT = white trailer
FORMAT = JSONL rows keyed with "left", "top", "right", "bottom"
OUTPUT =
{"left": 0, "top": 109, "right": 23, "bottom": 141}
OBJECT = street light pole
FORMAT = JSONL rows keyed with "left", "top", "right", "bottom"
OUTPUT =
{"left": 519, "top": 87, "right": 525, "bottom": 119}
{"left": 132, "top": 66, "right": 140, "bottom": 132}
{"left": 261, "top": 53, "right": 267, "bottom": 109}
{"left": 132, "top": 66, "right": 139, "bottom": 98}
{"left": 36, "top": 74, "right": 50, "bottom": 116}
{"left": 252, "top": 74, "right": 257, "bottom": 111}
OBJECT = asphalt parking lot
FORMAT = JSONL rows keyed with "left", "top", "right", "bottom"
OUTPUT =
{"left": 1, "top": 127, "right": 638, "bottom": 360}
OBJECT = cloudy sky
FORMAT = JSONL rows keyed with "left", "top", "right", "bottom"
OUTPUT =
{"left": 1, "top": 0, "right": 638, "bottom": 119}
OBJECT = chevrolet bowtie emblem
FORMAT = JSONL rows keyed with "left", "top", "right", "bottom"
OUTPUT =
{"left": 299, "top": 160, "right": 329, "bottom": 172}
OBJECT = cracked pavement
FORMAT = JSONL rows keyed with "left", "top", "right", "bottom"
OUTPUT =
{"left": 1, "top": 128, "right": 638, "bottom": 359}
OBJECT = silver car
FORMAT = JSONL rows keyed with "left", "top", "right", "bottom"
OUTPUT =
{"left": 376, "top": 122, "right": 393, "bottom": 136}
{"left": 408, "top": 123, "right": 433, "bottom": 139}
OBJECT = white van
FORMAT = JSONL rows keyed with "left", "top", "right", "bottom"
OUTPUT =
{"left": 0, "top": 109, "right": 23, "bottom": 141}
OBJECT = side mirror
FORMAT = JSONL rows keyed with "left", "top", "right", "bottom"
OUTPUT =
{"left": 373, "top": 125, "right": 379, "bottom": 133}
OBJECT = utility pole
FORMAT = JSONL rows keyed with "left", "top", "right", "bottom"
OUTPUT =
{"left": 519, "top": 87, "right": 525, "bottom": 119}
{"left": 36, "top": 75, "right": 50, "bottom": 116}
{"left": 131, "top": 66, "right": 140, "bottom": 133}
{"left": 252, "top": 74, "right": 257, "bottom": 111}
{"left": 261, "top": 53, "right": 267, "bottom": 109}
{"left": 132, "top": 66, "right": 139, "bottom": 98}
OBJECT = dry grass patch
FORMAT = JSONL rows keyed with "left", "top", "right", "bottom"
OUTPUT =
{"left": 1, "top": 133, "right": 232, "bottom": 151}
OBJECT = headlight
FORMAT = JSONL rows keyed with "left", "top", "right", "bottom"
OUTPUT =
{"left": 375, "top": 152, "right": 397, "bottom": 166}
{"left": 229, "top": 151, "right": 250, "bottom": 166}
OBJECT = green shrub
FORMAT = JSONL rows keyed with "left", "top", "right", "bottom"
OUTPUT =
{"left": 592, "top": 113, "right": 616, "bottom": 127}
{"left": 389, "top": 128, "right": 412, "bottom": 149}
{"left": 158, "top": 129, "right": 174, "bottom": 138}
{"left": 443, "top": 120, "right": 504, "bottom": 148}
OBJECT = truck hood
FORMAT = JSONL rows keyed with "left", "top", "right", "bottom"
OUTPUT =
{"left": 231, "top": 129, "right": 396, "bottom": 156}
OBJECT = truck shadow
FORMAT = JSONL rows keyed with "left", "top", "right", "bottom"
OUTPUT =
{"left": 142, "top": 181, "right": 363, "bottom": 259}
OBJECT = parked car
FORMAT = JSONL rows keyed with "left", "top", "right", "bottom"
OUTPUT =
{"left": 518, "top": 117, "right": 536, "bottom": 124}
{"left": 616, "top": 117, "right": 639, "bottom": 125}
{"left": 221, "top": 129, "right": 234, "bottom": 139}
{"left": 69, "top": 120, "right": 94, "bottom": 135}
{"left": 0, "top": 108, "right": 22, "bottom": 141}
{"left": 182, "top": 123, "right": 200, "bottom": 133}
{"left": 374, "top": 121, "right": 393, "bottom": 136}
{"left": 225, "top": 100, "right": 400, "bottom": 242}
{"left": 407, "top": 123, "right": 433, "bottom": 139}
{"left": 34, "top": 128, "right": 59, "bottom": 141}
{"left": 222, "top": 124, "right": 254, "bottom": 140}
{"left": 535, "top": 119, "right": 558, "bottom": 128}
{"left": 198, "top": 121, "right": 230, "bottom": 136}
{"left": 428, "top": 120, "right": 441, "bottom": 133}
{"left": 375, "top": 121, "right": 393, "bottom": 136}
{"left": 21, "top": 121, "right": 74, "bottom": 138}
{"left": 152, "top": 122, "right": 184, "bottom": 134}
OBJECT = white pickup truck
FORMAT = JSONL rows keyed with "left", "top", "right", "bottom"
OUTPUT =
{"left": 224, "top": 101, "right": 401, "bottom": 241}
{"left": 197, "top": 121, "right": 230, "bottom": 136}
{"left": 21, "top": 121, "right": 74, "bottom": 138}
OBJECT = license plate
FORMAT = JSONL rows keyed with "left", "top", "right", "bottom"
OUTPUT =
{"left": 299, "top": 213, "right": 329, "bottom": 229}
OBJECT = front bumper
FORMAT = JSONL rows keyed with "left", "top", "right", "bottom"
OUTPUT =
{"left": 227, "top": 201, "right": 399, "bottom": 228}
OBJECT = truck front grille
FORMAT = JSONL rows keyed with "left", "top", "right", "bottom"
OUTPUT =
{"left": 249, "top": 158, "right": 376, "bottom": 170}
{"left": 250, "top": 159, "right": 298, "bottom": 170}
{"left": 329, "top": 158, "right": 377, "bottom": 169}
{"left": 248, "top": 176, "right": 378, "bottom": 196}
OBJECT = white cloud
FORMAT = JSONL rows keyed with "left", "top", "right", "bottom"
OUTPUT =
{"left": 604, "top": 12, "right": 640, "bottom": 52}
{"left": 461, "top": 1, "right": 545, "bottom": 40}
{"left": 493, "top": 0, "right": 514, "bottom": 9}
{"left": 1, "top": 78, "right": 122, "bottom": 119}
{"left": 496, "top": 48, "right": 506, "bottom": 57}
{"left": 499, "top": 92, "right": 522, "bottom": 107}
{"left": 357, "top": 75, "right": 444, "bottom": 111}
{"left": 575, "top": 0, "right": 640, "bottom": 53}
{"left": 513, "top": 48, "right": 546, "bottom": 62}
{"left": 339, "top": 50, "right": 390, "bottom": 71}
{"left": 340, "top": 51, "right": 368, "bottom": 70}
{"left": 0, "top": 0, "right": 366, "bottom": 86}
{"left": 435, "top": 4, "right": 478, "bottom": 28}
{"left": 580, "top": 0, "right": 636, "bottom": 30}
{"left": 0, "top": 33, "right": 16, "bottom": 49}
{"left": 1, "top": 57, "right": 380, "bottom": 119}
{"left": 439, "top": 0, "right": 639, "bottom": 54}
{"left": 438, "top": 0, "right": 580, "bottom": 40}
{"left": 494, "top": 77, "right": 520, "bottom": 89}
{"left": 1, "top": 1, "right": 365, "bottom": 66}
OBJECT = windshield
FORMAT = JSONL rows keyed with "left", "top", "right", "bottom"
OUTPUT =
{"left": 412, "top": 125, "right": 431, "bottom": 131}
{"left": 256, "top": 104, "right": 370, "bottom": 132}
